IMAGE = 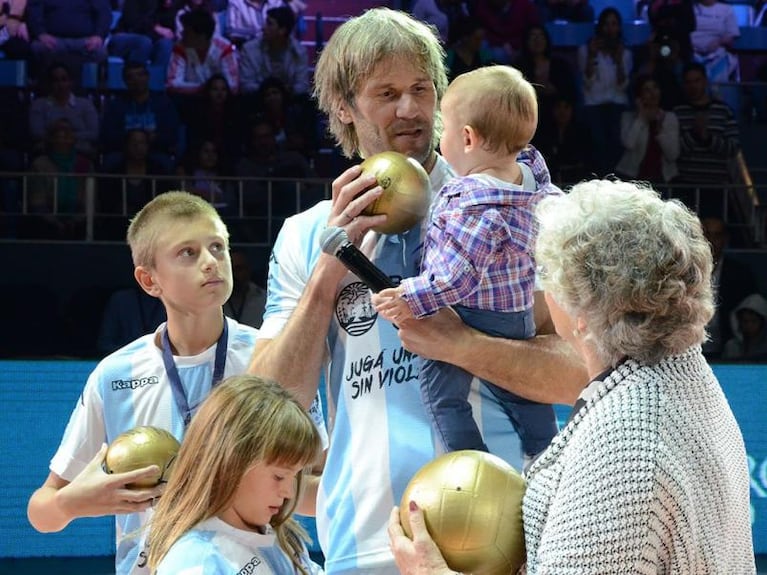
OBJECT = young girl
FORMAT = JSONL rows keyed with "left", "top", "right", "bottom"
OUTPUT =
{"left": 146, "top": 375, "right": 324, "bottom": 574}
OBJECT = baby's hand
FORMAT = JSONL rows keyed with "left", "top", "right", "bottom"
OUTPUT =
{"left": 372, "top": 287, "right": 414, "bottom": 323}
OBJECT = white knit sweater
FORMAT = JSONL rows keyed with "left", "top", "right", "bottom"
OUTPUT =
{"left": 522, "top": 347, "right": 755, "bottom": 574}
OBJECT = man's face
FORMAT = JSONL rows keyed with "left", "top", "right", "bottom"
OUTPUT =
{"left": 684, "top": 70, "right": 707, "bottom": 103}
{"left": 343, "top": 56, "right": 437, "bottom": 165}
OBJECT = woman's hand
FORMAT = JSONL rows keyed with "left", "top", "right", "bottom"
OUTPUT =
{"left": 388, "top": 503, "right": 456, "bottom": 575}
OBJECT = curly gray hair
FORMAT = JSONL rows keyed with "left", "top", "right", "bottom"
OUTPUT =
{"left": 535, "top": 179, "right": 714, "bottom": 365}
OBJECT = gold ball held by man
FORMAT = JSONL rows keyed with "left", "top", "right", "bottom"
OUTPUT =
{"left": 359, "top": 151, "right": 431, "bottom": 235}
{"left": 103, "top": 426, "right": 181, "bottom": 489}
{"left": 400, "top": 450, "right": 527, "bottom": 575}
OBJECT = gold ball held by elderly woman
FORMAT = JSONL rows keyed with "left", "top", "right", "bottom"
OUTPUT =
{"left": 103, "top": 426, "right": 181, "bottom": 489}
{"left": 400, "top": 450, "right": 527, "bottom": 575}
{"left": 359, "top": 151, "right": 431, "bottom": 235}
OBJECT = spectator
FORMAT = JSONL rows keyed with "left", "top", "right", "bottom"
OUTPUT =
{"left": 174, "top": 0, "right": 222, "bottom": 39}
{"left": 29, "top": 62, "right": 99, "bottom": 158}
{"left": 183, "top": 73, "right": 245, "bottom": 162}
{"left": 255, "top": 75, "right": 315, "bottom": 155}
{"left": 673, "top": 61, "right": 739, "bottom": 215}
{"left": 226, "top": 0, "right": 268, "bottom": 44}
{"left": 234, "top": 116, "right": 313, "bottom": 220}
{"left": 224, "top": 250, "right": 267, "bottom": 328}
{"left": 176, "top": 138, "right": 235, "bottom": 214}
{"left": 410, "top": 0, "right": 470, "bottom": 45}
{"left": 98, "top": 128, "right": 171, "bottom": 220}
{"left": 239, "top": 5, "right": 308, "bottom": 97}
{"left": 166, "top": 7, "right": 238, "bottom": 94}
{"left": 0, "top": 0, "right": 31, "bottom": 59}
{"left": 27, "top": 118, "right": 93, "bottom": 239}
{"left": 107, "top": 0, "right": 176, "bottom": 69}
{"left": 640, "top": 0, "right": 695, "bottom": 62}
{"left": 534, "top": 96, "right": 590, "bottom": 184}
{"left": 701, "top": 215, "right": 757, "bottom": 358}
{"left": 26, "top": 0, "right": 110, "bottom": 82}
{"left": 515, "top": 23, "right": 578, "bottom": 141}
{"left": 722, "top": 293, "right": 767, "bottom": 361}
{"left": 100, "top": 60, "right": 180, "bottom": 167}
{"left": 615, "top": 75, "right": 680, "bottom": 185}
{"left": 577, "top": 7, "right": 633, "bottom": 176}
{"left": 471, "top": 0, "right": 540, "bottom": 63}
{"left": 96, "top": 285, "right": 166, "bottom": 355}
{"left": 632, "top": 28, "right": 687, "bottom": 110}
{"left": 691, "top": 0, "right": 740, "bottom": 82}
{"left": 444, "top": 15, "right": 495, "bottom": 81}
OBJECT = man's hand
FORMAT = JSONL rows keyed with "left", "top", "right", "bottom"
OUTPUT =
{"left": 37, "top": 33, "right": 58, "bottom": 49}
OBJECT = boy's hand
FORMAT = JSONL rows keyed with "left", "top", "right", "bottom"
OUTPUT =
{"left": 59, "top": 445, "right": 165, "bottom": 518}
{"left": 372, "top": 287, "right": 414, "bottom": 323}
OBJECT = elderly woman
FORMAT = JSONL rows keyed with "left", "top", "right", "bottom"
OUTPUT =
{"left": 388, "top": 179, "right": 755, "bottom": 574}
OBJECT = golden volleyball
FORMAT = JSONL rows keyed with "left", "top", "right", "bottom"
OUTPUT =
{"left": 103, "top": 426, "right": 181, "bottom": 489}
{"left": 359, "top": 151, "right": 431, "bottom": 234}
{"left": 400, "top": 450, "right": 526, "bottom": 575}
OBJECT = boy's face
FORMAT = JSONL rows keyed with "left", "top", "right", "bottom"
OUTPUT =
{"left": 342, "top": 56, "right": 437, "bottom": 165}
{"left": 147, "top": 216, "right": 232, "bottom": 313}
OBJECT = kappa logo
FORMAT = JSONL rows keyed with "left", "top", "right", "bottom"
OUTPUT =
{"left": 336, "top": 281, "right": 379, "bottom": 336}
{"left": 111, "top": 376, "right": 160, "bottom": 391}
{"left": 237, "top": 556, "right": 262, "bottom": 574}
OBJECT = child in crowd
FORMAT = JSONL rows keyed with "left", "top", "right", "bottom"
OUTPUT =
{"left": 147, "top": 374, "right": 323, "bottom": 574}
{"left": 373, "top": 65, "right": 558, "bottom": 460}
{"left": 27, "top": 191, "right": 325, "bottom": 575}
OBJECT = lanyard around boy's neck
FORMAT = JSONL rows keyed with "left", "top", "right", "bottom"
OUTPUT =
{"left": 161, "top": 319, "right": 229, "bottom": 427}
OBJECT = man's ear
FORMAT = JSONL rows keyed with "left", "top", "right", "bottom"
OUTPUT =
{"left": 337, "top": 102, "right": 353, "bottom": 125}
{"left": 135, "top": 266, "right": 161, "bottom": 297}
{"left": 576, "top": 315, "right": 588, "bottom": 335}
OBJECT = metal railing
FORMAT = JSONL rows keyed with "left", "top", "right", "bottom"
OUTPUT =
{"left": 1, "top": 170, "right": 765, "bottom": 247}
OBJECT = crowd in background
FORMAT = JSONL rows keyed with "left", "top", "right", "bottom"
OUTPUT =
{"left": 0, "top": 0, "right": 766, "bottom": 361}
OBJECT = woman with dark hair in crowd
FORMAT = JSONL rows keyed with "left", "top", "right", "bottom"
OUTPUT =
{"left": 515, "top": 23, "right": 577, "bottom": 142}
{"left": 184, "top": 73, "right": 245, "bottom": 161}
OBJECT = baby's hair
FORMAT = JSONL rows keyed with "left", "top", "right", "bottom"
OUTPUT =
{"left": 147, "top": 375, "right": 322, "bottom": 573}
{"left": 448, "top": 65, "right": 538, "bottom": 155}
{"left": 126, "top": 191, "right": 227, "bottom": 269}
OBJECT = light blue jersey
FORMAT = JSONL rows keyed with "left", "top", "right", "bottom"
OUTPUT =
{"left": 259, "top": 155, "right": 524, "bottom": 574}
{"left": 156, "top": 517, "right": 323, "bottom": 575}
{"left": 50, "top": 318, "right": 327, "bottom": 575}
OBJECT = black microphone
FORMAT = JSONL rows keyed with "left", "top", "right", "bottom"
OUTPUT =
{"left": 319, "top": 226, "right": 397, "bottom": 293}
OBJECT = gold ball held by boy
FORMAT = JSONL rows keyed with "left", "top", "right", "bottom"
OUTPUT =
{"left": 399, "top": 450, "right": 527, "bottom": 575}
{"left": 359, "top": 151, "right": 431, "bottom": 235}
{"left": 103, "top": 426, "right": 181, "bottom": 489}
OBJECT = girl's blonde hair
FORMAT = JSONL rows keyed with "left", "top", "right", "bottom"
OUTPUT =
{"left": 147, "top": 375, "right": 322, "bottom": 573}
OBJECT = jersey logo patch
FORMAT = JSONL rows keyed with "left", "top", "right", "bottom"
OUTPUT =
{"left": 336, "top": 281, "right": 377, "bottom": 336}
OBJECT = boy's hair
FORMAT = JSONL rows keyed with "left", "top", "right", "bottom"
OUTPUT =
{"left": 448, "top": 65, "right": 538, "bottom": 155}
{"left": 313, "top": 7, "right": 448, "bottom": 158}
{"left": 180, "top": 8, "right": 215, "bottom": 39}
{"left": 126, "top": 191, "right": 227, "bottom": 268}
{"left": 147, "top": 375, "right": 323, "bottom": 574}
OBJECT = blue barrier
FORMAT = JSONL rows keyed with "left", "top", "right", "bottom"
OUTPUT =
{"left": 1, "top": 361, "right": 764, "bottom": 559}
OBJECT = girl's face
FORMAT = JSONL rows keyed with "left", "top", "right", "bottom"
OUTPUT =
{"left": 638, "top": 79, "right": 661, "bottom": 108}
{"left": 600, "top": 13, "right": 621, "bottom": 39}
{"left": 220, "top": 461, "right": 304, "bottom": 531}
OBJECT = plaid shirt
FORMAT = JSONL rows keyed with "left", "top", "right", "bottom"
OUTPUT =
{"left": 401, "top": 147, "right": 561, "bottom": 318}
